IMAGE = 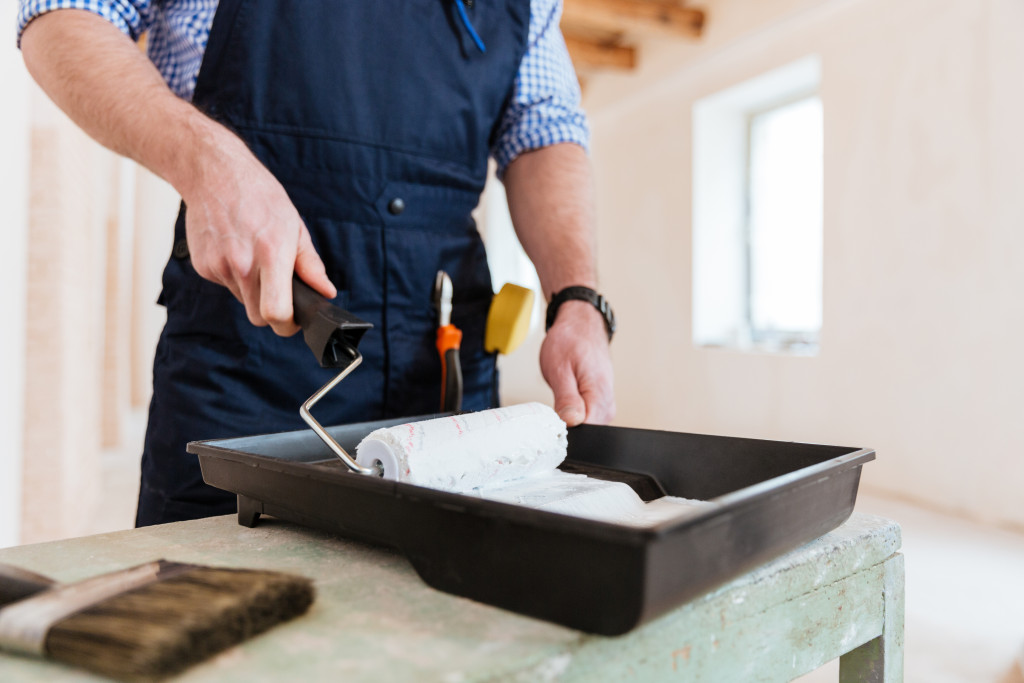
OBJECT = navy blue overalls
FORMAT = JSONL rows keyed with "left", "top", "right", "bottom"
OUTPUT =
{"left": 137, "top": 0, "right": 531, "bottom": 526}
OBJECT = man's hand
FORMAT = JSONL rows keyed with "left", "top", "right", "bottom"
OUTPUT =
{"left": 503, "top": 143, "right": 615, "bottom": 426}
{"left": 180, "top": 128, "right": 335, "bottom": 336}
{"left": 20, "top": 9, "right": 335, "bottom": 337}
{"left": 540, "top": 301, "right": 615, "bottom": 426}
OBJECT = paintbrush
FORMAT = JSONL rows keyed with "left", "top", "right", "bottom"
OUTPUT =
{"left": 0, "top": 559, "right": 315, "bottom": 681}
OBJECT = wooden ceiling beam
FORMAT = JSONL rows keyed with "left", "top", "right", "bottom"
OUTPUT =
{"left": 559, "top": 21, "right": 626, "bottom": 46}
{"left": 562, "top": 0, "right": 704, "bottom": 39}
{"left": 564, "top": 33, "right": 637, "bottom": 71}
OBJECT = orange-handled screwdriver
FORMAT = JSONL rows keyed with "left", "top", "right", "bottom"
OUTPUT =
{"left": 433, "top": 271, "right": 463, "bottom": 412}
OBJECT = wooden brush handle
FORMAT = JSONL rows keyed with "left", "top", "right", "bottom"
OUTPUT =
{"left": 0, "top": 563, "right": 56, "bottom": 607}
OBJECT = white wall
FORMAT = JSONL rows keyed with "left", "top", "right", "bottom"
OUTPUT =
{"left": 0, "top": 0, "right": 30, "bottom": 548}
{"left": 502, "top": 0, "right": 1024, "bottom": 529}
{"left": 130, "top": 167, "right": 176, "bottom": 409}
{"left": 19, "top": 88, "right": 117, "bottom": 544}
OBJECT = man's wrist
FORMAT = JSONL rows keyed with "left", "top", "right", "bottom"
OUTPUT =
{"left": 546, "top": 286, "right": 616, "bottom": 341}
{"left": 161, "top": 108, "right": 238, "bottom": 201}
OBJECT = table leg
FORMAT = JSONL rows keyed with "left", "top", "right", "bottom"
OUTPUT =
{"left": 839, "top": 554, "right": 905, "bottom": 683}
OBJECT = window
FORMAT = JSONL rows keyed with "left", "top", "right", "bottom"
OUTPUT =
{"left": 747, "top": 96, "right": 823, "bottom": 347}
{"left": 692, "top": 57, "right": 823, "bottom": 354}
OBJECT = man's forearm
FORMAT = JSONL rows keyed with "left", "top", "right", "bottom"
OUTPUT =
{"left": 21, "top": 9, "right": 231, "bottom": 199}
{"left": 504, "top": 143, "right": 614, "bottom": 426}
{"left": 21, "top": 9, "right": 336, "bottom": 334}
{"left": 503, "top": 143, "right": 598, "bottom": 298}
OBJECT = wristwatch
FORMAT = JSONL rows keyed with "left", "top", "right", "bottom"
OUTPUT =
{"left": 545, "top": 286, "right": 616, "bottom": 341}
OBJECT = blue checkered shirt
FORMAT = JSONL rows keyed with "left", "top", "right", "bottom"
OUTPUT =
{"left": 17, "top": 0, "right": 588, "bottom": 173}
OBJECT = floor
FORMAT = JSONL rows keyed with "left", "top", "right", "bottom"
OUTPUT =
{"left": 794, "top": 497, "right": 1024, "bottom": 683}
{"left": 93, "top": 411, "right": 1024, "bottom": 683}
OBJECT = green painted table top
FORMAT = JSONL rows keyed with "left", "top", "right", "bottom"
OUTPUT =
{"left": 0, "top": 512, "right": 901, "bottom": 682}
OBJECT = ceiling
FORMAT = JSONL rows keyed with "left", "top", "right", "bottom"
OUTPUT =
{"left": 561, "top": 0, "right": 705, "bottom": 79}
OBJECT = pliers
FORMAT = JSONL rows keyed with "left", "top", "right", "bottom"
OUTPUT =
{"left": 433, "top": 271, "right": 463, "bottom": 412}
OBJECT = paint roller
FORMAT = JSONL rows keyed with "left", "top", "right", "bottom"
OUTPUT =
{"left": 355, "top": 402, "right": 567, "bottom": 492}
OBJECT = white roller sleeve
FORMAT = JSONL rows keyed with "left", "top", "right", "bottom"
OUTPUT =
{"left": 355, "top": 402, "right": 568, "bottom": 492}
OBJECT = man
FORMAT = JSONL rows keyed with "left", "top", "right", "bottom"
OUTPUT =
{"left": 19, "top": 0, "right": 616, "bottom": 526}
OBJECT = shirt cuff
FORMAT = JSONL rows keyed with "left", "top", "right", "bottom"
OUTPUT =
{"left": 17, "top": 0, "right": 147, "bottom": 47}
{"left": 493, "top": 112, "right": 591, "bottom": 178}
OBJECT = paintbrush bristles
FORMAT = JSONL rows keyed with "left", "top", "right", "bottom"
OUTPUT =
{"left": 43, "top": 567, "right": 315, "bottom": 681}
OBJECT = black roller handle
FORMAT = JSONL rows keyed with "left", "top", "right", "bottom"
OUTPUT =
{"left": 292, "top": 277, "right": 373, "bottom": 369}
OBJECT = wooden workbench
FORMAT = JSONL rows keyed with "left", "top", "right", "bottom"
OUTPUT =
{"left": 0, "top": 512, "right": 903, "bottom": 682}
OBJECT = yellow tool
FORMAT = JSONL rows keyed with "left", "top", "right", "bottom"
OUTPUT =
{"left": 485, "top": 283, "right": 535, "bottom": 355}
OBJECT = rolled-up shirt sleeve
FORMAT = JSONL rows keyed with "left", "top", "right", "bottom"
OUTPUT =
{"left": 17, "top": 0, "right": 154, "bottom": 45}
{"left": 491, "top": 0, "right": 590, "bottom": 177}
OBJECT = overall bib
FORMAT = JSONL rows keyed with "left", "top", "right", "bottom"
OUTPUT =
{"left": 137, "top": 0, "right": 530, "bottom": 526}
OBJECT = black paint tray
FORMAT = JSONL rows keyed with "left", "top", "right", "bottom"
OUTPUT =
{"left": 190, "top": 420, "right": 873, "bottom": 635}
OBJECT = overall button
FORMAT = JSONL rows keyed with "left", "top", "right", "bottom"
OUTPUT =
{"left": 387, "top": 198, "right": 406, "bottom": 216}
{"left": 172, "top": 239, "right": 190, "bottom": 259}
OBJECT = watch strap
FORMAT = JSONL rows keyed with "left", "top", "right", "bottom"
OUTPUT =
{"left": 545, "top": 286, "right": 616, "bottom": 341}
